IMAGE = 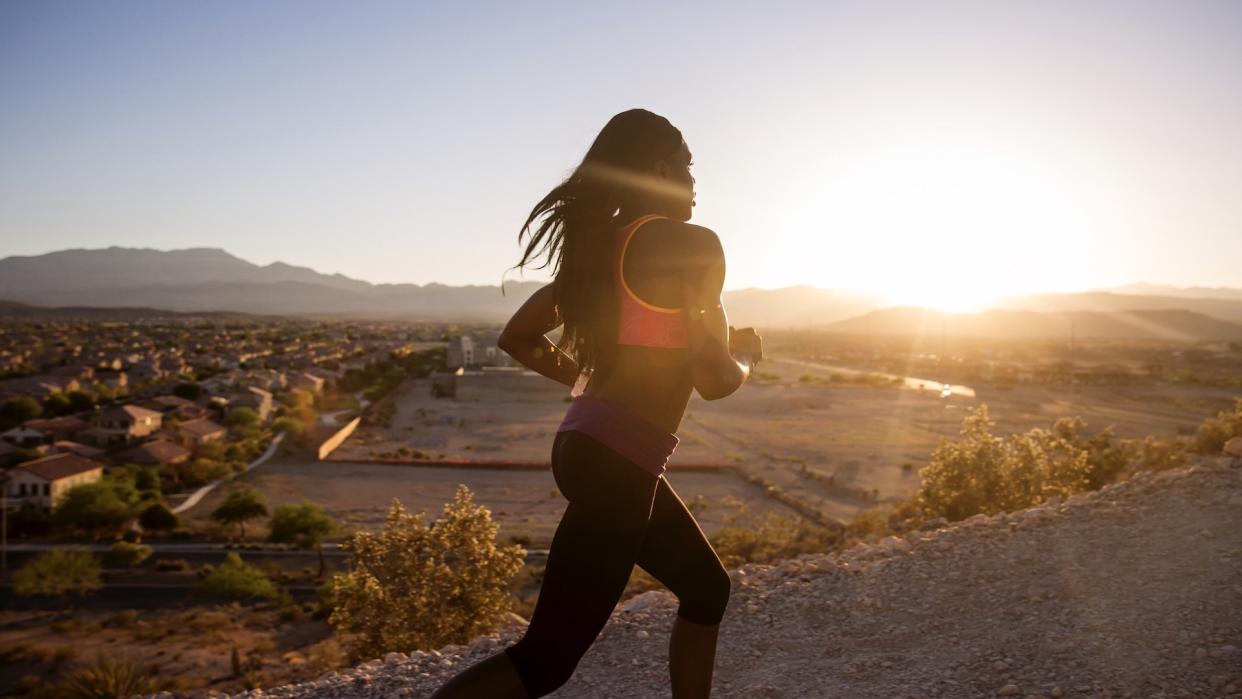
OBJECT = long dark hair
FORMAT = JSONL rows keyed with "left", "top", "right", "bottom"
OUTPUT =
{"left": 507, "top": 109, "right": 684, "bottom": 380}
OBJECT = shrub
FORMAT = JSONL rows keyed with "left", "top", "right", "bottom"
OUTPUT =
{"left": 195, "top": 552, "right": 280, "bottom": 601}
{"left": 104, "top": 541, "right": 152, "bottom": 568}
{"left": 52, "top": 653, "right": 165, "bottom": 698}
{"left": 155, "top": 558, "right": 192, "bottom": 572}
{"left": 914, "top": 405, "right": 1135, "bottom": 522}
{"left": 1193, "top": 397, "right": 1242, "bottom": 454}
{"left": 710, "top": 511, "right": 842, "bottom": 567}
{"left": 139, "top": 502, "right": 179, "bottom": 532}
{"left": 13, "top": 549, "right": 103, "bottom": 602}
{"left": 326, "top": 485, "right": 525, "bottom": 660}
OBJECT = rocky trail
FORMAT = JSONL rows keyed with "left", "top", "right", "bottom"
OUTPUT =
{"left": 208, "top": 457, "right": 1241, "bottom": 698}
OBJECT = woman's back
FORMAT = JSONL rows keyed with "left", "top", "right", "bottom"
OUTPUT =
{"left": 583, "top": 216, "right": 716, "bottom": 433}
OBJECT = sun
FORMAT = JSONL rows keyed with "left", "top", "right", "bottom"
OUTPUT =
{"left": 771, "top": 129, "right": 1099, "bottom": 313}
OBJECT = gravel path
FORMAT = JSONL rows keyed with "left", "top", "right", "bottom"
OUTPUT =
{"left": 202, "top": 457, "right": 1241, "bottom": 699}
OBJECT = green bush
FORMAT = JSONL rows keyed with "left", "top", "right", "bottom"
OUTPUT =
{"left": 195, "top": 552, "right": 280, "bottom": 600}
{"left": 268, "top": 501, "right": 337, "bottom": 576}
{"left": 326, "top": 485, "right": 525, "bottom": 660}
{"left": 104, "top": 541, "right": 152, "bottom": 568}
{"left": 709, "top": 512, "right": 842, "bottom": 567}
{"left": 13, "top": 549, "right": 103, "bottom": 601}
{"left": 52, "top": 476, "right": 143, "bottom": 536}
{"left": 138, "top": 502, "right": 179, "bottom": 532}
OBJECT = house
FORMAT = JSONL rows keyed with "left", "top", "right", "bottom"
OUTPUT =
{"left": 175, "top": 418, "right": 227, "bottom": 449}
{"left": 229, "top": 386, "right": 272, "bottom": 422}
{"left": 448, "top": 334, "right": 515, "bottom": 369}
{"left": 23, "top": 416, "right": 89, "bottom": 443}
{"left": 88, "top": 405, "right": 163, "bottom": 446}
{"left": 5, "top": 452, "right": 104, "bottom": 512}
{"left": 50, "top": 365, "right": 95, "bottom": 382}
{"left": 50, "top": 440, "right": 107, "bottom": 459}
{"left": 117, "top": 439, "right": 191, "bottom": 467}
{"left": 142, "top": 394, "right": 204, "bottom": 420}
{"left": 1, "top": 425, "right": 48, "bottom": 449}
{"left": 290, "top": 372, "right": 325, "bottom": 394}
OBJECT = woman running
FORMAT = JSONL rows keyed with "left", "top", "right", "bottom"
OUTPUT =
{"left": 430, "top": 108, "right": 763, "bottom": 699}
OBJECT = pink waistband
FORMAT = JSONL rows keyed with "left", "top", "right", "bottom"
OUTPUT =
{"left": 556, "top": 395, "right": 679, "bottom": 477}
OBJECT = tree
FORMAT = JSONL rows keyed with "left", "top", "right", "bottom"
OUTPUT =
{"left": 327, "top": 486, "right": 525, "bottom": 659}
{"left": 0, "top": 396, "right": 41, "bottom": 429}
{"left": 211, "top": 486, "right": 269, "bottom": 540}
{"left": 139, "top": 502, "right": 179, "bottom": 532}
{"left": 172, "top": 382, "right": 202, "bottom": 401}
{"left": 42, "top": 392, "right": 71, "bottom": 416}
{"left": 226, "top": 407, "right": 260, "bottom": 428}
{"left": 269, "top": 501, "right": 337, "bottom": 576}
{"left": 66, "top": 390, "right": 96, "bottom": 413}
{"left": 13, "top": 549, "right": 103, "bottom": 603}
{"left": 52, "top": 476, "right": 142, "bottom": 537}
{"left": 113, "top": 463, "right": 162, "bottom": 498}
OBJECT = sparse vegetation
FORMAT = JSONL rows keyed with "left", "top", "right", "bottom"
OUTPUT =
{"left": 326, "top": 485, "right": 526, "bottom": 661}
{"left": 195, "top": 552, "right": 280, "bottom": 601}
{"left": 13, "top": 549, "right": 103, "bottom": 602}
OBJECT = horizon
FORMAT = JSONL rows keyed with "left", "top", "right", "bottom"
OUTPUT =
{"left": 2, "top": 2, "right": 1241, "bottom": 312}
{"left": 6, "top": 243, "right": 1242, "bottom": 302}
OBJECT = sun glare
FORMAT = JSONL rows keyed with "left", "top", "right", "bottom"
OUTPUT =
{"left": 774, "top": 130, "right": 1100, "bottom": 313}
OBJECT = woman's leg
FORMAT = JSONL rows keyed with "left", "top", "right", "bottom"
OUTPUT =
{"left": 635, "top": 476, "right": 732, "bottom": 698}
{"left": 500, "top": 431, "right": 661, "bottom": 697}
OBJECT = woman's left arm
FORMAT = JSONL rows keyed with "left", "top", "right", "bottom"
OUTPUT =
{"left": 497, "top": 283, "right": 580, "bottom": 388}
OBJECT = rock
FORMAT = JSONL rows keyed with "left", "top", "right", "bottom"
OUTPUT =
{"left": 1223, "top": 437, "right": 1242, "bottom": 457}
{"left": 622, "top": 590, "right": 672, "bottom": 613}
{"left": 998, "top": 684, "right": 1021, "bottom": 696}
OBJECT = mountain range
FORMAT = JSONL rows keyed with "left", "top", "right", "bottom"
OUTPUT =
{"left": 2, "top": 247, "right": 1241, "bottom": 341}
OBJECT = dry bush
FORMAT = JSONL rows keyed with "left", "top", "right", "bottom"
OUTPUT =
{"left": 327, "top": 484, "right": 526, "bottom": 661}
{"left": 709, "top": 511, "right": 842, "bottom": 567}
{"left": 915, "top": 405, "right": 1133, "bottom": 522}
{"left": 1193, "top": 397, "right": 1242, "bottom": 454}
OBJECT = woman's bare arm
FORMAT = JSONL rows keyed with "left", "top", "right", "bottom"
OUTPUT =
{"left": 682, "top": 227, "right": 752, "bottom": 400}
{"left": 497, "top": 283, "right": 581, "bottom": 388}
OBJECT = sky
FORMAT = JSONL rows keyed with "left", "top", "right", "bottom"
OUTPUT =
{"left": 1, "top": 1, "right": 1240, "bottom": 310}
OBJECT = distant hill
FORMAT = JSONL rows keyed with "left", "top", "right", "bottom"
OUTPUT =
{"left": 1103, "top": 283, "right": 1242, "bottom": 302}
{"left": 0, "top": 299, "right": 262, "bottom": 321}
{"left": 0, "top": 247, "right": 543, "bottom": 321}
{"left": 3, "top": 247, "right": 1240, "bottom": 330}
{"left": 993, "top": 291, "right": 1242, "bottom": 326}
{"left": 825, "top": 306, "right": 1242, "bottom": 342}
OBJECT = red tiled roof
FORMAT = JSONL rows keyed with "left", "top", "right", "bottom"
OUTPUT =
{"left": 99, "top": 404, "right": 163, "bottom": 421}
{"left": 118, "top": 439, "right": 191, "bottom": 465}
{"left": 14, "top": 452, "right": 104, "bottom": 482}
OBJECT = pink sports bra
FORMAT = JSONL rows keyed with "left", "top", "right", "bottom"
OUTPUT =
{"left": 615, "top": 214, "right": 690, "bottom": 349}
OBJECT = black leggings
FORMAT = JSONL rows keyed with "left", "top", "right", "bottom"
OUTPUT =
{"left": 502, "top": 429, "right": 732, "bottom": 697}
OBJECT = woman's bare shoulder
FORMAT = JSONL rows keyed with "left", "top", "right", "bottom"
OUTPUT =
{"left": 647, "top": 220, "right": 722, "bottom": 264}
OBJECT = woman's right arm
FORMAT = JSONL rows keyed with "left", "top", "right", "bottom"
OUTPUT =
{"left": 498, "top": 283, "right": 581, "bottom": 388}
{"left": 681, "top": 226, "right": 753, "bottom": 400}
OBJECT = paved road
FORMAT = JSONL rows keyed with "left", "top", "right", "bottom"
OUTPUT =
{"left": 171, "top": 431, "right": 286, "bottom": 515}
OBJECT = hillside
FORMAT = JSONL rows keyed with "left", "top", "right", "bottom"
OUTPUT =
{"left": 5, "top": 247, "right": 1242, "bottom": 329}
{"left": 212, "top": 457, "right": 1242, "bottom": 698}
{"left": 825, "top": 306, "right": 1242, "bottom": 343}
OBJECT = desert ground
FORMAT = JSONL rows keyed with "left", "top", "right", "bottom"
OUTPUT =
{"left": 318, "top": 352, "right": 1238, "bottom": 529}
{"left": 194, "top": 459, "right": 797, "bottom": 548}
